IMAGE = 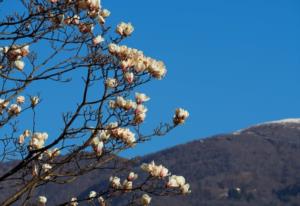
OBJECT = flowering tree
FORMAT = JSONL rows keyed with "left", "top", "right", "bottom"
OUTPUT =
{"left": 0, "top": 0, "right": 190, "bottom": 205}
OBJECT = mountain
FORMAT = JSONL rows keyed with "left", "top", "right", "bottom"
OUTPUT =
{"left": 1, "top": 119, "right": 300, "bottom": 205}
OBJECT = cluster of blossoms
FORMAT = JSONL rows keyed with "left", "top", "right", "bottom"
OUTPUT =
{"left": 108, "top": 44, "right": 167, "bottom": 80}
{"left": 116, "top": 22, "right": 134, "bottom": 37}
{"left": 109, "top": 124, "right": 136, "bottom": 146}
{"left": 109, "top": 92, "right": 150, "bottom": 124}
{"left": 141, "top": 161, "right": 169, "bottom": 178}
{"left": 0, "top": 96, "right": 39, "bottom": 116}
{"left": 48, "top": 0, "right": 110, "bottom": 36}
{"left": 88, "top": 191, "right": 106, "bottom": 206}
{"left": 167, "top": 175, "right": 191, "bottom": 194}
{"left": 0, "top": 97, "right": 22, "bottom": 116}
{"left": 18, "top": 129, "right": 31, "bottom": 144}
{"left": 109, "top": 171, "right": 138, "bottom": 191}
{"left": 173, "top": 108, "right": 189, "bottom": 125}
{"left": 29, "top": 132, "right": 49, "bottom": 150}
{"left": 141, "top": 161, "right": 191, "bottom": 194}
{"left": 0, "top": 44, "right": 29, "bottom": 71}
{"left": 90, "top": 123, "right": 136, "bottom": 156}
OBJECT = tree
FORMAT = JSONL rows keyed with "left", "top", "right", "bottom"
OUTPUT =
{"left": 0, "top": 0, "right": 190, "bottom": 205}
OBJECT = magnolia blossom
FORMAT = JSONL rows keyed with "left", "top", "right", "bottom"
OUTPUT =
{"left": 122, "top": 179, "right": 133, "bottom": 190}
{"left": 134, "top": 104, "right": 148, "bottom": 124}
{"left": 112, "top": 96, "right": 137, "bottom": 110}
{"left": 16, "top": 96, "right": 25, "bottom": 104}
{"left": 31, "top": 96, "right": 39, "bottom": 107}
{"left": 141, "top": 161, "right": 169, "bottom": 178}
{"left": 2, "top": 44, "right": 29, "bottom": 61}
{"left": 93, "top": 35, "right": 104, "bottom": 45}
{"left": 147, "top": 59, "right": 167, "bottom": 79}
{"left": 110, "top": 127, "right": 136, "bottom": 146}
{"left": 90, "top": 135, "right": 104, "bottom": 156}
{"left": 30, "top": 132, "right": 48, "bottom": 150}
{"left": 49, "top": 0, "right": 58, "bottom": 3}
{"left": 18, "top": 130, "right": 31, "bottom": 144}
{"left": 116, "top": 22, "right": 134, "bottom": 36}
{"left": 38, "top": 196, "right": 47, "bottom": 206}
{"left": 100, "top": 9, "right": 110, "bottom": 18}
{"left": 135, "top": 93, "right": 150, "bottom": 104}
{"left": 167, "top": 175, "right": 191, "bottom": 194}
{"left": 180, "top": 183, "right": 191, "bottom": 194}
{"left": 89, "top": 190, "right": 97, "bottom": 199}
{"left": 0, "top": 99, "right": 9, "bottom": 109}
{"left": 70, "top": 197, "right": 78, "bottom": 206}
{"left": 14, "top": 60, "right": 25, "bottom": 71}
{"left": 140, "top": 194, "right": 151, "bottom": 205}
{"left": 97, "top": 196, "right": 105, "bottom": 206}
{"left": 45, "top": 148, "right": 60, "bottom": 158}
{"left": 8, "top": 104, "right": 21, "bottom": 115}
{"left": 64, "top": 15, "right": 80, "bottom": 25}
{"left": 127, "top": 172, "right": 138, "bottom": 181}
{"left": 78, "top": 23, "right": 94, "bottom": 33}
{"left": 109, "top": 176, "right": 121, "bottom": 189}
{"left": 124, "top": 72, "right": 134, "bottom": 84}
{"left": 96, "top": 130, "right": 110, "bottom": 141}
{"left": 105, "top": 78, "right": 118, "bottom": 88}
{"left": 173, "top": 108, "right": 189, "bottom": 125}
{"left": 42, "top": 164, "right": 52, "bottom": 172}
{"left": 107, "top": 43, "right": 167, "bottom": 79}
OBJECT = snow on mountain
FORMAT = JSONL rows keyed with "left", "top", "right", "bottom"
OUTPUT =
{"left": 233, "top": 118, "right": 300, "bottom": 135}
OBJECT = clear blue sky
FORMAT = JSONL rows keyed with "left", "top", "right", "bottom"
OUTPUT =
{"left": 2, "top": 0, "right": 300, "bottom": 157}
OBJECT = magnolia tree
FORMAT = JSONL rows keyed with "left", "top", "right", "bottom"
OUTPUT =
{"left": 0, "top": 0, "right": 190, "bottom": 205}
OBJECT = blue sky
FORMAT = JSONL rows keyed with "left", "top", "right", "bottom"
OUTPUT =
{"left": 1, "top": 0, "right": 300, "bottom": 157}
{"left": 103, "top": 0, "right": 300, "bottom": 156}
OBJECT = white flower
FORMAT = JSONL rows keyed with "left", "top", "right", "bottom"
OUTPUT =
{"left": 30, "top": 96, "right": 39, "bottom": 106}
{"left": 140, "top": 194, "right": 151, "bottom": 205}
{"left": 122, "top": 179, "right": 133, "bottom": 190}
{"left": 42, "top": 164, "right": 52, "bottom": 172}
{"left": 116, "top": 96, "right": 126, "bottom": 107}
{"left": 135, "top": 93, "right": 150, "bottom": 104}
{"left": 116, "top": 22, "right": 134, "bottom": 36}
{"left": 167, "top": 175, "right": 186, "bottom": 188}
{"left": 173, "top": 108, "right": 189, "bottom": 125}
{"left": 124, "top": 72, "right": 134, "bottom": 84}
{"left": 92, "top": 140, "right": 104, "bottom": 156}
{"left": 127, "top": 172, "right": 138, "bottom": 181}
{"left": 30, "top": 132, "right": 48, "bottom": 150}
{"left": 100, "top": 130, "right": 110, "bottom": 141}
{"left": 18, "top": 134, "right": 25, "bottom": 144}
{"left": 180, "top": 183, "right": 191, "bottom": 194}
{"left": 97, "top": 196, "right": 105, "bottom": 206}
{"left": 147, "top": 60, "right": 167, "bottom": 79}
{"left": 101, "top": 9, "right": 110, "bottom": 18}
{"left": 109, "top": 176, "right": 121, "bottom": 189}
{"left": 8, "top": 104, "right": 21, "bottom": 115}
{"left": 21, "top": 45, "right": 29, "bottom": 56}
{"left": 38, "top": 196, "right": 47, "bottom": 205}
{"left": 93, "top": 35, "right": 104, "bottom": 45}
{"left": 141, "top": 161, "right": 169, "bottom": 178}
{"left": 70, "top": 197, "right": 78, "bottom": 206}
{"left": 89, "top": 190, "right": 97, "bottom": 199}
{"left": 14, "top": 60, "right": 25, "bottom": 71}
{"left": 108, "top": 43, "right": 119, "bottom": 54}
{"left": 16, "top": 96, "right": 25, "bottom": 104}
{"left": 105, "top": 78, "right": 118, "bottom": 88}
{"left": 0, "top": 99, "right": 9, "bottom": 109}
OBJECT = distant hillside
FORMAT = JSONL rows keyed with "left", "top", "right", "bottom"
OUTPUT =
{"left": 1, "top": 119, "right": 300, "bottom": 205}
